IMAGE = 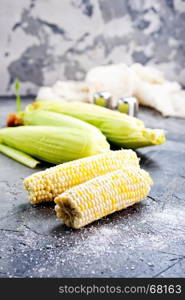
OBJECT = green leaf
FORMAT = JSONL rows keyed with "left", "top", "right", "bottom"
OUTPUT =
{"left": 15, "top": 78, "right": 22, "bottom": 112}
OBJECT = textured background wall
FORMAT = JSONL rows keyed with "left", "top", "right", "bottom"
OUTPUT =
{"left": 1, "top": 0, "right": 185, "bottom": 96}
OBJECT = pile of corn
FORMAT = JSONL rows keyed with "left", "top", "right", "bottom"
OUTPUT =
{"left": 0, "top": 85, "right": 164, "bottom": 229}
{"left": 0, "top": 99, "right": 158, "bottom": 228}
{"left": 24, "top": 150, "right": 153, "bottom": 229}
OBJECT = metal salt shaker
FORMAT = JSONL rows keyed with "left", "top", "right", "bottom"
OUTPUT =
{"left": 116, "top": 97, "right": 138, "bottom": 117}
{"left": 93, "top": 91, "right": 113, "bottom": 109}
{"left": 93, "top": 92, "right": 138, "bottom": 117}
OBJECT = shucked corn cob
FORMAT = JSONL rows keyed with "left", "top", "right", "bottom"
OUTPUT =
{"left": 28, "top": 100, "right": 166, "bottom": 149}
{"left": 54, "top": 166, "right": 153, "bottom": 229}
{"left": 0, "top": 125, "right": 109, "bottom": 166}
{"left": 24, "top": 150, "right": 139, "bottom": 204}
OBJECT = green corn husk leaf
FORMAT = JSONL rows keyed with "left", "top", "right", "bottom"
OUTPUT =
{"left": 107, "top": 128, "right": 165, "bottom": 149}
{"left": 27, "top": 100, "right": 166, "bottom": 149}
{"left": 0, "top": 126, "right": 110, "bottom": 165}
{"left": 0, "top": 143, "right": 40, "bottom": 168}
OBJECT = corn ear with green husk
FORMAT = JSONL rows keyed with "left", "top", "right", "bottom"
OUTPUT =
{"left": 0, "top": 125, "right": 110, "bottom": 165}
{"left": 6, "top": 110, "right": 110, "bottom": 153}
{"left": 27, "top": 100, "right": 166, "bottom": 149}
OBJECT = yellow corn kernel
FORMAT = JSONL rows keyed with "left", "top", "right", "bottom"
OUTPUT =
{"left": 54, "top": 167, "right": 153, "bottom": 229}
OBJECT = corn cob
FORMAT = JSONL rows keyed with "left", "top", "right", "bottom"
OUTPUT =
{"left": 54, "top": 167, "right": 153, "bottom": 229}
{"left": 0, "top": 125, "right": 109, "bottom": 166}
{"left": 27, "top": 100, "right": 166, "bottom": 149}
{"left": 24, "top": 150, "right": 139, "bottom": 204}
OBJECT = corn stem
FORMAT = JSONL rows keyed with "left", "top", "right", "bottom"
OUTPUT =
{"left": 15, "top": 79, "right": 22, "bottom": 113}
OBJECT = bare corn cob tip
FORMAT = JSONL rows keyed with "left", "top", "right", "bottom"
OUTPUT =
{"left": 24, "top": 150, "right": 139, "bottom": 204}
{"left": 54, "top": 167, "right": 153, "bottom": 229}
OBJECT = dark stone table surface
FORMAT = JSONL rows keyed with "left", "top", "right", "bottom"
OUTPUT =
{"left": 0, "top": 99, "right": 185, "bottom": 278}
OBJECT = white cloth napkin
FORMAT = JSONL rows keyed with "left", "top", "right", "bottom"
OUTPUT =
{"left": 37, "top": 63, "right": 185, "bottom": 118}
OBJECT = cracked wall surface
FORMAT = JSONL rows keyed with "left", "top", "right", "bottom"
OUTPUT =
{"left": 0, "top": 99, "right": 185, "bottom": 278}
{"left": 1, "top": 0, "right": 185, "bottom": 95}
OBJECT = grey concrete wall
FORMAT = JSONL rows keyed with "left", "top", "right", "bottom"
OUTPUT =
{"left": 1, "top": 0, "right": 185, "bottom": 96}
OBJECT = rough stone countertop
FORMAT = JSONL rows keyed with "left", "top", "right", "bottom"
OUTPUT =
{"left": 0, "top": 98, "right": 185, "bottom": 278}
